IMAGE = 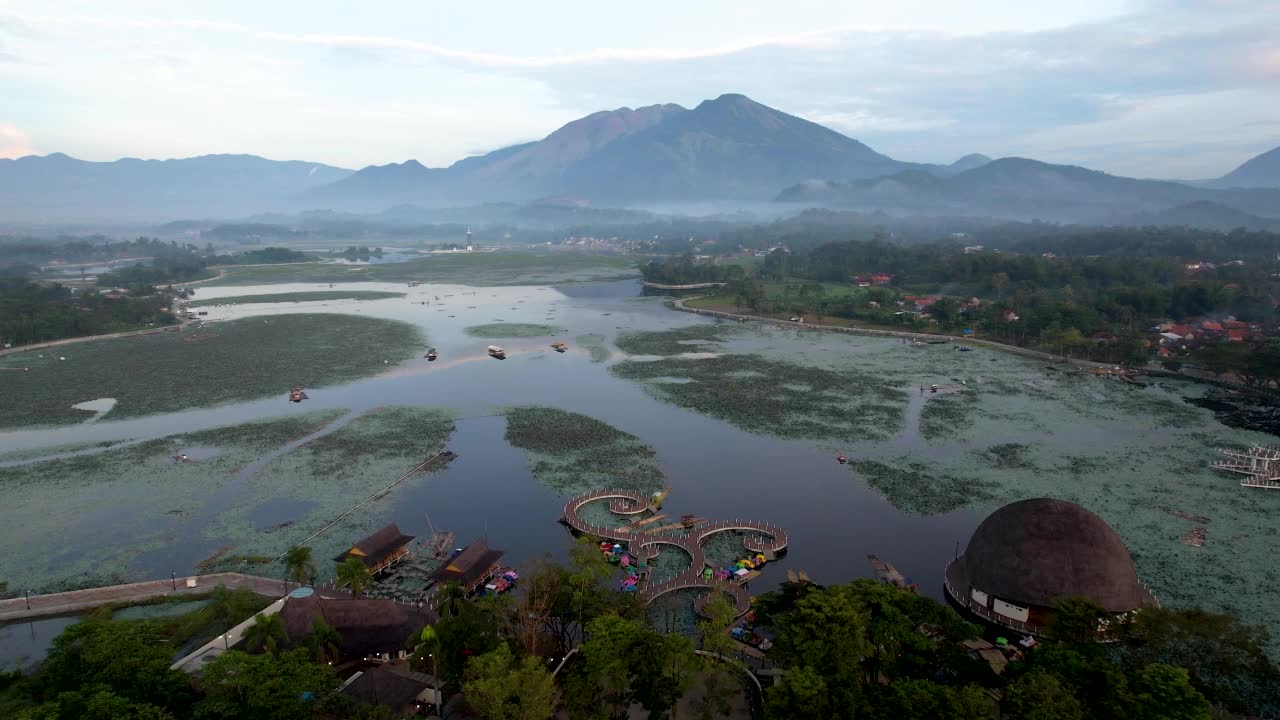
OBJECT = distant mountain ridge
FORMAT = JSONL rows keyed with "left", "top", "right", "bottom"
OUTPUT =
{"left": 777, "top": 157, "right": 1280, "bottom": 224}
{"left": 1213, "top": 146, "right": 1280, "bottom": 189}
{"left": 4, "top": 95, "right": 1278, "bottom": 225}
{"left": 0, "top": 153, "right": 351, "bottom": 223}
{"left": 315, "top": 94, "right": 923, "bottom": 208}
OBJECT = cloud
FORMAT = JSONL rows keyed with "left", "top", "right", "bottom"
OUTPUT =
{"left": 0, "top": 125, "right": 35, "bottom": 159}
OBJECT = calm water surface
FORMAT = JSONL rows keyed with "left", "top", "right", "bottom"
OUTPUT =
{"left": 0, "top": 279, "right": 979, "bottom": 611}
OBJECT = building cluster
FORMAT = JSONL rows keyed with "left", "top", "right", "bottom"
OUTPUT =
{"left": 1153, "top": 317, "right": 1264, "bottom": 357}
{"left": 852, "top": 273, "right": 893, "bottom": 287}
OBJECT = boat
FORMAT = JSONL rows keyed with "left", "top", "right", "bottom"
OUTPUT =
{"left": 289, "top": 387, "right": 308, "bottom": 403}
{"left": 487, "top": 345, "right": 506, "bottom": 359}
{"left": 837, "top": 454, "right": 847, "bottom": 464}
{"left": 551, "top": 342, "right": 568, "bottom": 353}
{"left": 425, "top": 348, "right": 438, "bottom": 361}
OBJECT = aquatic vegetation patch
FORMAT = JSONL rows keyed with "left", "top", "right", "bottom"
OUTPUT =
{"left": 575, "top": 334, "right": 610, "bottom": 363}
{"left": 615, "top": 324, "right": 731, "bottom": 356}
{"left": 186, "top": 290, "right": 404, "bottom": 307}
{"left": 464, "top": 323, "right": 564, "bottom": 339}
{"left": 851, "top": 459, "right": 998, "bottom": 516}
{"left": 919, "top": 395, "right": 974, "bottom": 440}
{"left": 504, "top": 406, "right": 665, "bottom": 497}
{"left": 0, "top": 411, "right": 344, "bottom": 592}
{"left": 199, "top": 406, "right": 456, "bottom": 578}
{"left": 0, "top": 314, "right": 422, "bottom": 429}
{"left": 611, "top": 353, "right": 906, "bottom": 442}
{"left": 0, "top": 440, "right": 121, "bottom": 464}
{"left": 974, "top": 443, "right": 1034, "bottom": 470}
{"left": 202, "top": 251, "right": 640, "bottom": 287}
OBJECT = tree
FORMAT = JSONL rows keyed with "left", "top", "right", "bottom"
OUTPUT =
{"left": 282, "top": 546, "right": 316, "bottom": 587}
{"left": 1048, "top": 597, "right": 1107, "bottom": 646}
{"left": 462, "top": 644, "right": 555, "bottom": 720}
{"left": 1129, "top": 665, "right": 1211, "bottom": 720}
{"left": 305, "top": 617, "right": 342, "bottom": 664}
{"left": 41, "top": 620, "right": 195, "bottom": 712}
{"left": 196, "top": 648, "right": 339, "bottom": 720}
{"left": 764, "top": 666, "right": 831, "bottom": 720}
{"left": 241, "top": 613, "right": 288, "bottom": 656}
{"left": 1161, "top": 358, "right": 1183, "bottom": 373}
{"left": 695, "top": 595, "right": 740, "bottom": 719}
{"left": 629, "top": 632, "right": 697, "bottom": 720}
{"left": 336, "top": 557, "right": 372, "bottom": 598}
{"left": 1003, "top": 670, "right": 1084, "bottom": 720}
{"left": 772, "top": 583, "right": 871, "bottom": 708}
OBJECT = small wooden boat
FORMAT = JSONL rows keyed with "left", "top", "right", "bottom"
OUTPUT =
{"left": 487, "top": 345, "right": 506, "bottom": 359}
{"left": 289, "top": 387, "right": 308, "bottom": 403}
{"left": 425, "top": 348, "right": 438, "bottom": 361}
{"left": 551, "top": 342, "right": 568, "bottom": 353}
{"left": 837, "top": 454, "right": 847, "bottom": 464}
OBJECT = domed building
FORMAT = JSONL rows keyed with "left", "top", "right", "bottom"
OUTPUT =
{"left": 944, "top": 498, "right": 1158, "bottom": 635}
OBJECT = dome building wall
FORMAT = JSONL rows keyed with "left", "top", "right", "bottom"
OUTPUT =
{"left": 944, "top": 498, "right": 1158, "bottom": 636}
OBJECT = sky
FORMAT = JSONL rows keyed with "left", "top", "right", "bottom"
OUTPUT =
{"left": 1, "top": 0, "right": 1277, "bottom": 179}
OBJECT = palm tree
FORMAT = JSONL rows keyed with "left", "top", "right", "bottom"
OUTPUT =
{"left": 242, "top": 612, "right": 288, "bottom": 655}
{"left": 336, "top": 557, "right": 372, "bottom": 598}
{"left": 283, "top": 546, "right": 317, "bottom": 587}
{"left": 412, "top": 625, "right": 443, "bottom": 707}
{"left": 437, "top": 582, "right": 466, "bottom": 618}
{"left": 307, "top": 617, "right": 343, "bottom": 664}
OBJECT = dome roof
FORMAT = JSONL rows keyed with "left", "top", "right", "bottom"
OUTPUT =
{"left": 960, "top": 498, "right": 1151, "bottom": 612}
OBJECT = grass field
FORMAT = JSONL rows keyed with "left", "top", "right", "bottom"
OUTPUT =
{"left": 186, "top": 290, "right": 404, "bottom": 307}
{"left": 504, "top": 406, "right": 666, "bottom": 496}
{"left": 0, "top": 314, "right": 422, "bottom": 428}
{"left": 200, "top": 250, "right": 641, "bottom": 287}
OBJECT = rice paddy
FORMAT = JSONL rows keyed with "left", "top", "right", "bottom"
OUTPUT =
{"left": 185, "top": 290, "right": 405, "bottom": 307}
{"left": 504, "top": 407, "right": 666, "bottom": 496}
{"left": 464, "top": 323, "right": 564, "bottom": 339}
{"left": 0, "top": 314, "right": 422, "bottom": 429}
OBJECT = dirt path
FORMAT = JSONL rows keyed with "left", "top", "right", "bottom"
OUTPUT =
{"left": 0, "top": 325, "right": 181, "bottom": 358}
{"left": 174, "top": 268, "right": 227, "bottom": 286}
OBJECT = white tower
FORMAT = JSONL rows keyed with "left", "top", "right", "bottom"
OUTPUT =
{"left": 465, "top": 227, "right": 473, "bottom": 252}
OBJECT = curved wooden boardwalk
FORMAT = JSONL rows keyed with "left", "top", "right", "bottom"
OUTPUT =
{"left": 562, "top": 490, "right": 787, "bottom": 617}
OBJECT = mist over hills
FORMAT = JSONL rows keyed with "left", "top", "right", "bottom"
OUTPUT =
{"left": 2, "top": 94, "right": 1277, "bottom": 229}
{"left": 0, "top": 153, "right": 351, "bottom": 223}
{"left": 777, "top": 157, "right": 1280, "bottom": 225}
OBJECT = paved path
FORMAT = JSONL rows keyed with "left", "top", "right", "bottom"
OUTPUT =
{"left": 0, "top": 572, "right": 306, "bottom": 622}
{"left": 562, "top": 490, "right": 787, "bottom": 617}
{"left": 170, "top": 595, "right": 289, "bottom": 673}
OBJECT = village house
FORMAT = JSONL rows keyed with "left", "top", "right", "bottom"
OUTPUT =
{"left": 852, "top": 273, "right": 893, "bottom": 287}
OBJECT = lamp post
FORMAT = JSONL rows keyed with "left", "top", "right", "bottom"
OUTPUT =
{"left": 171, "top": 571, "right": 177, "bottom": 591}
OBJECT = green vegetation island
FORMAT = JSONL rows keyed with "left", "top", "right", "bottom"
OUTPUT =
{"left": 0, "top": 314, "right": 421, "bottom": 428}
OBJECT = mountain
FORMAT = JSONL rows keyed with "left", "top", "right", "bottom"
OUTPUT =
{"left": 311, "top": 94, "right": 920, "bottom": 209}
{"left": 1105, "top": 201, "right": 1280, "bottom": 232}
{"left": 1215, "top": 146, "right": 1280, "bottom": 189}
{"left": 777, "top": 157, "right": 1280, "bottom": 223}
{"left": 0, "top": 153, "right": 351, "bottom": 223}
{"left": 938, "top": 154, "right": 992, "bottom": 175}
{"left": 557, "top": 94, "right": 915, "bottom": 202}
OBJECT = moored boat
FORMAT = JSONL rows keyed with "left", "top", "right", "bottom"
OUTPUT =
{"left": 487, "top": 345, "right": 506, "bottom": 359}
{"left": 425, "top": 348, "right": 438, "bottom": 361}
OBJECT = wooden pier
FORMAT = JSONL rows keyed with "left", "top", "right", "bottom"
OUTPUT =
{"left": 1211, "top": 446, "right": 1280, "bottom": 490}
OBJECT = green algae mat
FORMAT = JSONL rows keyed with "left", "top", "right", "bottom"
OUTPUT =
{"left": 504, "top": 406, "right": 665, "bottom": 497}
{"left": 0, "top": 314, "right": 422, "bottom": 428}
